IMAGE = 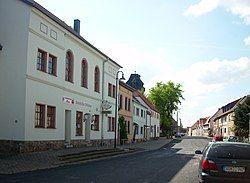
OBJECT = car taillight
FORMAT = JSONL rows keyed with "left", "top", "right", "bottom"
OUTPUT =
{"left": 201, "top": 160, "right": 218, "bottom": 170}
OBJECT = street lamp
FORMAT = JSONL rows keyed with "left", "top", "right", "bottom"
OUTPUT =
{"left": 114, "top": 70, "right": 125, "bottom": 148}
{"left": 247, "top": 113, "right": 250, "bottom": 142}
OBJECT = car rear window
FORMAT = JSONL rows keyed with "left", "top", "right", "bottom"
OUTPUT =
{"left": 208, "top": 143, "right": 250, "bottom": 159}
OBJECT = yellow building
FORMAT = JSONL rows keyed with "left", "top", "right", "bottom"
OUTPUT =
{"left": 118, "top": 81, "right": 134, "bottom": 142}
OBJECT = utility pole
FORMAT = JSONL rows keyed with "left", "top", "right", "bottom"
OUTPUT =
{"left": 176, "top": 111, "right": 179, "bottom": 133}
{"left": 248, "top": 113, "right": 250, "bottom": 142}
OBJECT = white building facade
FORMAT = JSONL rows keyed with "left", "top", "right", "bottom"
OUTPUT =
{"left": 0, "top": 0, "right": 122, "bottom": 152}
{"left": 132, "top": 97, "right": 148, "bottom": 141}
{"left": 133, "top": 91, "right": 160, "bottom": 138}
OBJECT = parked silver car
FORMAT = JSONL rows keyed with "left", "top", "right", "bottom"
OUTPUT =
{"left": 195, "top": 142, "right": 250, "bottom": 183}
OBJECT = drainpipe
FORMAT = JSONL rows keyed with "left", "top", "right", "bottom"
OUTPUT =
{"left": 101, "top": 58, "right": 108, "bottom": 145}
{"left": 145, "top": 111, "right": 147, "bottom": 140}
{"left": 150, "top": 111, "right": 152, "bottom": 139}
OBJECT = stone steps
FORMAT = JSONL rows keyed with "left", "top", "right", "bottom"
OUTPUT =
{"left": 58, "top": 148, "right": 139, "bottom": 164}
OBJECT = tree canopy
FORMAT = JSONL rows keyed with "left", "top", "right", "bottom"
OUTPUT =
{"left": 148, "top": 81, "right": 184, "bottom": 135}
{"left": 233, "top": 96, "right": 250, "bottom": 137}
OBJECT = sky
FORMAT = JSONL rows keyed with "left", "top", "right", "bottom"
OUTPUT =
{"left": 35, "top": 0, "right": 250, "bottom": 127}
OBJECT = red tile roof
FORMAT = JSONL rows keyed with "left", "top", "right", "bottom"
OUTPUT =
{"left": 133, "top": 90, "right": 159, "bottom": 112}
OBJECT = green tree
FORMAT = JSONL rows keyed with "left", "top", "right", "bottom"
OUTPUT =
{"left": 148, "top": 81, "right": 184, "bottom": 135}
{"left": 118, "top": 116, "right": 127, "bottom": 144}
{"left": 233, "top": 96, "right": 250, "bottom": 137}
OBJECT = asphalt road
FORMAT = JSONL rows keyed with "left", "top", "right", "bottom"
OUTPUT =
{"left": 0, "top": 137, "right": 209, "bottom": 183}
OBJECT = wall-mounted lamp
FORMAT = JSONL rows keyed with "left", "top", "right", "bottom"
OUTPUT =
{"left": 91, "top": 114, "right": 96, "bottom": 123}
{"left": 83, "top": 113, "right": 89, "bottom": 122}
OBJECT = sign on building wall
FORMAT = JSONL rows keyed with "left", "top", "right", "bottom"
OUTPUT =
{"left": 63, "top": 96, "right": 74, "bottom": 105}
{"left": 76, "top": 100, "right": 92, "bottom": 108}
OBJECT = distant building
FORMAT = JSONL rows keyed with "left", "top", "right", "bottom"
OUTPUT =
{"left": 190, "top": 117, "right": 209, "bottom": 137}
{"left": 214, "top": 96, "right": 249, "bottom": 137}
{"left": 132, "top": 96, "right": 148, "bottom": 141}
{"left": 133, "top": 91, "right": 160, "bottom": 139}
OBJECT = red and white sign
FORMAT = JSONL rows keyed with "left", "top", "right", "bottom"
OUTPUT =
{"left": 63, "top": 97, "right": 74, "bottom": 105}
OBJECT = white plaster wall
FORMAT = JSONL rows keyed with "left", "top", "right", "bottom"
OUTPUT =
{"left": 102, "top": 62, "right": 117, "bottom": 140}
{"left": 151, "top": 114, "right": 160, "bottom": 137}
{"left": 0, "top": 0, "right": 121, "bottom": 142}
{"left": 23, "top": 8, "right": 121, "bottom": 141}
{"left": 133, "top": 102, "right": 147, "bottom": 139}
{"left": 134, "top": 97, "right": 160, "bottom": 138}
{"left": 0, "top": 0, "right": 30, "bottom": 140}
{"left": 27, "top": 9, "right": 104, "bottom": 100}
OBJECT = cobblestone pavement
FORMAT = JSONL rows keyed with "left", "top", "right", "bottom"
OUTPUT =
{"left": 0, "top": 138, "right": 172, "bottom": 174}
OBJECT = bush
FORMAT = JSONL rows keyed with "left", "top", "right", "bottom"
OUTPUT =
{"left": 119, "top": 116, "right": 127, "bottom": 144}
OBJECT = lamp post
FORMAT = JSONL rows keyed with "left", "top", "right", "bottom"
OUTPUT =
{"left": 114, "top": 71, "right": 125, "bottom": 148}
{"left": 247, "top": 113, "right": 250, "bottom": 143}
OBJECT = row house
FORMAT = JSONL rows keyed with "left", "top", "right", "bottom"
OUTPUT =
{"left": 190, "top": 117, "right": 209, "bottom": 136}
{"left": 189, "top": 95, "right": 249, "bottom": 138}
{"left": 118, "top": 81, "right": 159, "bottom": 142}
{"left": 213, "top": 96, "right": 248, "bottom": 138}
{"left": 118, "top": 81, "right": 134, "bottom": 142}
{"left": 133, "top": 91, "right": 160, "bottom": 138}
{"left": 132, "top": 96, "right": 149, "bottom": 141}
{"left": 0, "top": 0, "right": 122, "bottom": 152}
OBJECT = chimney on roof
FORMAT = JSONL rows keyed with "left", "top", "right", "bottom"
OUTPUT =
{"left": 74, "top": 19, "right": 80, "bottom": 34}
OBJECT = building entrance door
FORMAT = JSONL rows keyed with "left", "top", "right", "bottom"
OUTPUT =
{"left": 65, "top": 110, "right": 71, "bottom": 145}
{"left": 85, "top": 113, "right": 91, "bottom": 141}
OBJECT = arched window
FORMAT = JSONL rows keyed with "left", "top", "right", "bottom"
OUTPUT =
{"left": 65, "top": 51, "right": 73, "bottom": 82}
{"left": 94, "top": 66, "right": 100, "bottom": 92}
{"left": 81, "top": 59, "right": 88, "bottom": 88}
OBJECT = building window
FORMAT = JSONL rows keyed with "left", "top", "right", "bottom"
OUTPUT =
{"left": 65, "top": 51, "right": 74, "bottom": 82}
{"left": 128, "top": 99, "right": 131, "bottom": 111}
{"left": 135, "top": 125, "right": 139, "bottom": 135}
{"left": 47, "top": 106, "right": 56, "bottom": 128}
{"left": 94, "top": 66, "right": 100, "bottom": 92}
{"left": 93, "top": 115, "right": 99, "bottom": 131}
{"left": 108, "top": 83, "right": 116, "bottom": 98}
{"left": 125, "top": 97, "right": 128, "bottom": 110}
{"left": 35, "top": 104, "right": 45, "bottom": 128}
{"left": 108, "top": 117, "right": 115, "bottom": 131}
{"left": 119, "top": 95, "right": 123, "bottom": 109}
{"left": 141, "top": 109, "right": 143, "bottom": 117}
{"left": 37, "top": 49, "right": 47, "bottom": 72}
{"left": 141, "top": 127, "right": 143, "bottom": 134}
{"left": 126, "top": 121, "right": 130, "bottom": 134}
{"left": 224, "top": 128, "right": 227, "bottom": 133}
{"left": 112, "top": 85, "right": 116, "bottom": 98}
{"left": 108, "top": 83, "right": 112, "bottom": 97}
{"left": 81, "top": 59, "right": 88, "bottom": 88}
{"left": 136, "top": 108, "right": 139, "bottom": 116}
{"left": 76, "top": 111, "right": 83, "bottom": 136}
{"left": 48, "top": 54, "right": 57, "bottom": 76}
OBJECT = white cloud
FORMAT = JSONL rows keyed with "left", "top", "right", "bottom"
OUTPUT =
{"left": 184, "top": 0, "right": 220, "bottom": 16}
{"left": 184, "top": 0, "right": 250, "bottom": 25}
{"left": 145, "top": 56, "right": 250, "bottom": 126}
{"left": 244, "top": 36, "right": 250, "bottom": 46}
{"left": 101, "top": 42, "right": 250, "bottom": 127}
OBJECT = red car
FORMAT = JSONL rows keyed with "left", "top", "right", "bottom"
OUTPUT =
{"left": 212, "top": 135, "right": 223, "bottom": 142}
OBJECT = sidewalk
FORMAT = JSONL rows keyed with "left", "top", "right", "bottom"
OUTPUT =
{"left": 0, "top": 138, "right": 172, "bottom": 175}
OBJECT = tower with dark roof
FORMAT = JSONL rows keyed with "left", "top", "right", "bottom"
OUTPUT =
{"left": 126, "top": 72, "right": 145, "bottom": 93}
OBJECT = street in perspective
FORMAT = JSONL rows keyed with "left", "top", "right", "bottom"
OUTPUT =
{"left": 0, "top": 137, "right": 209, "bottom": 183}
